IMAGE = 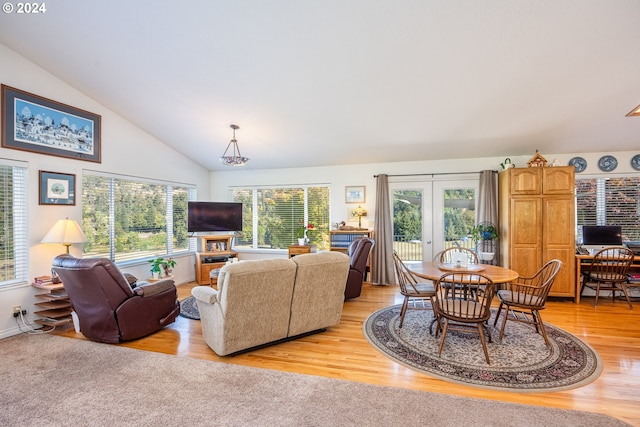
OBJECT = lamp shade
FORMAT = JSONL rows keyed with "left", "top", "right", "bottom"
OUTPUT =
{"left": 41, "top": 218, "right": 88, "bottom": 254}
{"left": 352, "top": 206, "right": 368, "bottom": 218}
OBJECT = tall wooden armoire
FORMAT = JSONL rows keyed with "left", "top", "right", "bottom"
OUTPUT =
{"left": 498, "top": 166, "right": 575, "bottom": 297}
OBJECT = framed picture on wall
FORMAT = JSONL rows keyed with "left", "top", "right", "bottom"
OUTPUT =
{"left": 345, "top": 185, "right": 366, "bottom": 203}
{"left": 1, "top": 84, "right": 102, "bottom": 163}
{"left": 39, "top": 171, "right": 76, "bottom": 205}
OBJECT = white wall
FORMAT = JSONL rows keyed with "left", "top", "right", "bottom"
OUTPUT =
{"left": 210, "top": 152, "right": 640, "bottom": 260}
{"left": 0, "top": 44, "right": 210, "bottom": 338}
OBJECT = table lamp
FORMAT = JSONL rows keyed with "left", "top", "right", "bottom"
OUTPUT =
{"left": 352, "top": 206, "right": 368, "bottom": 229}
{"left": 41, "top": 217, "right": 88, "bottom": 254}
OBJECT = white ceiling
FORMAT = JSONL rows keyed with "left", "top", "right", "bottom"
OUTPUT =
{"left": 1, "top": 1, "right": 639, "bottom": 171}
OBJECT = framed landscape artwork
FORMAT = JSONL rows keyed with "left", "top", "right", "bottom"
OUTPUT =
{"left": 39, "top": 171, "right": 76, "bottom": 205}
{"left": 1, "top": 85, "right": 101, "bottom": 163}
{"left": 345, "top": 185, "right": 366, "bottom": 203}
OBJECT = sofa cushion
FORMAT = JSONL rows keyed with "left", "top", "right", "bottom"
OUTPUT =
{"left": 289, "top": 251, "right": 350, "bottom": 336}
{"left": 194, "top": 258, "right": 297, "bottom": 356}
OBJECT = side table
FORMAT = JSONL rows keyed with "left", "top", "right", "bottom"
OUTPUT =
{"left": 288, "top": 244, "right": 316, "bottom": 258}
{"left": 147, "top": 275, "right": 174, "bottom": 283}
{"left": 32, "top": 281, "right": 73, "bottom": 327}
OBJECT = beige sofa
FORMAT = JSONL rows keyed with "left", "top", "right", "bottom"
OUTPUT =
{"left": 191, "top": 251, "right": 350, "bottom": 356}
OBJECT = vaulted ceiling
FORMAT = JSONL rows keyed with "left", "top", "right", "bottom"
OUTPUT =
{"left": 1, "top": 1, "right": 639, "bottom": 171}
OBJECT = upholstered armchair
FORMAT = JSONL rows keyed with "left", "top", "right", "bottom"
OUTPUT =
{"left": 344, "top": 237, "right": 374, "bottom": 299}
{"left": 52, "top": 255, "right": 180, "bottom": 343}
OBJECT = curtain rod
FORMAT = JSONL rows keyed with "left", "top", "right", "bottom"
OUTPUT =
{"left": 373, "top": 170, "right": 498, "bottom": 178}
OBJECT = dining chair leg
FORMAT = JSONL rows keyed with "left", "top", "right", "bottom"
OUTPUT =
{"left": 493, "top": 301, "right": 505, "bottom": 327}
{"left": 398, "top": 296, "right": 411, "bottom": 328}
{"left": 532, "top": 310, "right": 550, "bottom": 346}
{"left": 498, "top": 306, "right": 510, "bottom": 341}
{"left": 594, "top": 283, "right": 601, "bottom": 307}
{"left": 437, "top": 319, "right": 449, "bottom": 356}
{"left": 620, "top": 286, "right": 634, "bottom": 310}
{"left": 477, "top": 324, "right": 491, "bottom": 364}
{"left": 429, "top": 312, "right": 442, "bottom": 337}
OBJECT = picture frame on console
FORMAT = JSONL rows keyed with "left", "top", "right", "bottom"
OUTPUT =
{"left": 1, "top": 84, "right": 102, "bottom": 163}
{"left": 39, "top": 171, "right": 76, "bottom": 205}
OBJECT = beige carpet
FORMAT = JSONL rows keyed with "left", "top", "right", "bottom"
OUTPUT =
{"left": 0, "top": 333, "right": 630, "bottom": 427}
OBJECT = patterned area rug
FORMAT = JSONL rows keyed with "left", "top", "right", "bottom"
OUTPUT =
{"left": 363, "top": 304, "right": 602, "bottom": 392}
{"left": 179, "top": 296, "right": 200, "bottom": 320}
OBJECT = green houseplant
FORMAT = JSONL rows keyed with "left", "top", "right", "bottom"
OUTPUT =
{"left": 148, "top": 257, "right": 177, "bottom": 278}
{"left": 295, "top": 223, "right": 314, "bottom": 245}
{"left": 471, "top": 223, "right": 499, "bottom": 261}
{"left": 471, "top": 223, "right": 499, "bottom": 242}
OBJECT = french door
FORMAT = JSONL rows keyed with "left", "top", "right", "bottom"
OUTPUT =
{"left": 390, "top": 175, "right": 479, "bottom": 262}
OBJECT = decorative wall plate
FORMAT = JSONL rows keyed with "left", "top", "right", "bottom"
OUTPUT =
{"left": 598, "top": 155, "right": 618, "bottom": 172}
{"left": 568, "top": 157, "right": 587, "bottom": 173}
{"left": 631, "top": 154, "right": 640, "bottom": 171}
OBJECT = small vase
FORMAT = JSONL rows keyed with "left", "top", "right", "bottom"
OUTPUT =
{"left": 298, "top": 238, "right": 306, "bottom": 246}
{"left": 151, "top": 271, "right": 159, "bottom": 279}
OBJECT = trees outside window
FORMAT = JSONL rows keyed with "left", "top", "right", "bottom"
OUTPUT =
{"left": 82, "top": 174, "right": 193, "bottom": 262}
{"left": 576, "top": 177, "right": 640, "bottom": 242}
{"left": 233, "top": 186, "right": 330, "bottom": 250}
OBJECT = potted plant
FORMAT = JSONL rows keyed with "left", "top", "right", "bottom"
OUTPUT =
{"left": 148, "top": 257, "right": 177, "bottom": 279}
{"left": 162, "top": 258, "right": 176, "bottom": 277}
{"left": 471, "top": 223, "right": 499, "bottom": 261}
{"left": 295, "top": 223, "right": 314, "bottom": 245}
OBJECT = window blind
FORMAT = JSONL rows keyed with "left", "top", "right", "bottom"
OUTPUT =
{"left": 233, "top": 186, "right": 330, "bottom": 250}
{"left": 576, "top": 177, "right": 640, "bottom": 242}
{"left": 82, "top": 172, "right": 194, "bottom": 262}
{"left": 0, "top": 161, "right": 28, "bottom": 287}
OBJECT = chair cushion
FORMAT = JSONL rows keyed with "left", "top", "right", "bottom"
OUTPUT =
{"left": 497, "top": 289, "right": 543, "bottom": 306}
{"left": 446, "top": 300, "right": 484, "bottom": 318}
{"left": 405, "top": 282, "right": 435, "bottom": 296}
{"left": 586, "top": 272, "right": 627, "bottom": 282}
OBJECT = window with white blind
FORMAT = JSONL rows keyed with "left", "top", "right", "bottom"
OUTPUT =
{"left": 233, "top": 186, "right": 330, "bottom": 250}
{"left": 0, "top": 160, "right": 28, "bottom": 287}
{"left": 82, "top": 172, "right": 196, "bottom": 262}
{"left": 576, "top": 177, "right": 640, "bottom": 242}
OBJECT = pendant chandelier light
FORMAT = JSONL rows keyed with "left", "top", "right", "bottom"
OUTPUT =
{"left": 219, "top": 124, "right": 249, "bottom": 166}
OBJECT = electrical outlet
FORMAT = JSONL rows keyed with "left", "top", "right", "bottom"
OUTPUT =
{"left": 13, "top": 305, "right": 21, "bottom": 317}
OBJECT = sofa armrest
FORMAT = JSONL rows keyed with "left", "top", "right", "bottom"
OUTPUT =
{"left": 192, "top": 285, "right": 218, "bottom": 304}
{"left": 133, "top": 279, "right": 175, "bottom": 297}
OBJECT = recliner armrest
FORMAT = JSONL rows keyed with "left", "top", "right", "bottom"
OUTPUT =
{"left": 191, "top": 285, "right": 218, "bottom": 304}
{"left": 134, "top": 279, "right": 175, "bottom": 297}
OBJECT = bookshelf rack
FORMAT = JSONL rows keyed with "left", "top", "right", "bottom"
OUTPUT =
{"left": 32, "top": 279, "right": 73, "bottom": 327}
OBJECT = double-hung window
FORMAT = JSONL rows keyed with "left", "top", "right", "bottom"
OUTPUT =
{"left": 82, "top": 172, "right": 196, "bottom": 262}
{"left": 576, "top": 176, "right": 640, "bottom": 242}
{"left": 0, "top": 160, "right": 28, "bottom": 287}
{"left": 232, "top": 185, "right": 330, "bottom": 250}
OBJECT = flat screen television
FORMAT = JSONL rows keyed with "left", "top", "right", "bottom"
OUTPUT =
{"left": 188, "top": 201, "right": 242, "bottom": 233}
{"left": 582, "top": 225, "right": 623, "bottom": 247}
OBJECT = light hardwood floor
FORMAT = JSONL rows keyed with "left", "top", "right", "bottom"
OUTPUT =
{"left": 54, "top": 282, "right": 640, "bottom": 426}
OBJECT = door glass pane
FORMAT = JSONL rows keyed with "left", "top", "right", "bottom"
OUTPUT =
{"left": 443, "top": 188, "right": 476, "bottom": 251}
{"left": 393, "top": 190, "right": 422, "bottom": 261}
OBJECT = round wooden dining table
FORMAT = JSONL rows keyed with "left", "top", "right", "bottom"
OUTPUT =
{"left": 409, "top": 261, "right": 519, "bottom": 284}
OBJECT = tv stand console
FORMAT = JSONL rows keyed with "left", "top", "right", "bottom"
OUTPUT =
{"left": 194, "top": 235, "right": 237, "bottom": 285}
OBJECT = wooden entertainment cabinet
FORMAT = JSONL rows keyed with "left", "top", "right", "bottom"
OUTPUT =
{"left": 194, "top": 235, "right": 237, "bottom": 285}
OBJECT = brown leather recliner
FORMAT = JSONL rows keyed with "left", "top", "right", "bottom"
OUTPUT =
{"left": 344, "top": 237, "right": 374, "bottom": 299}
{"left": 52, "top": 255, "right": 180, "bottom": 343}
